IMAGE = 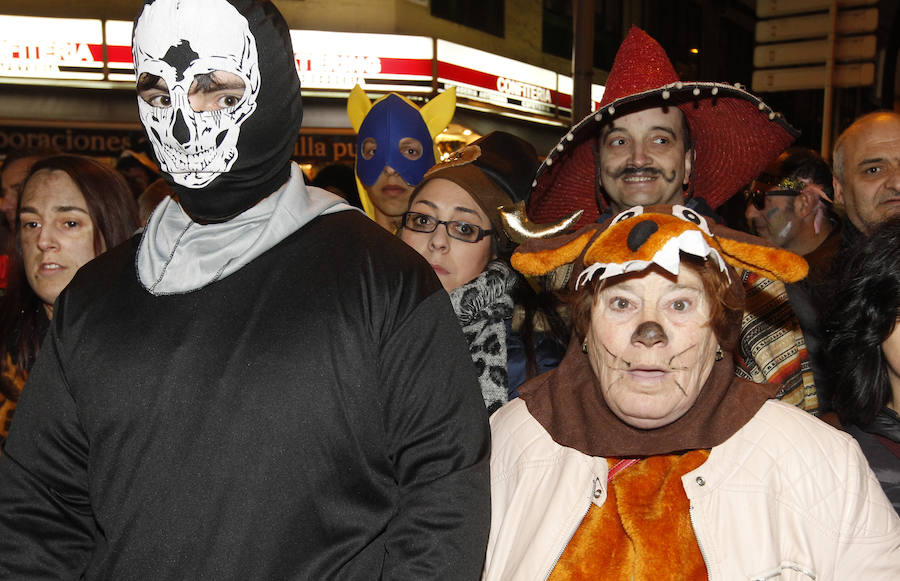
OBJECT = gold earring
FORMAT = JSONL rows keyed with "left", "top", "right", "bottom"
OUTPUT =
{"left": 582, "top": 339, "right": 589, "bottom": 354}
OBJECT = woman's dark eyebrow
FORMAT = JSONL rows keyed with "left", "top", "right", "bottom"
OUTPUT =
{"left": 411, "top": 200, "right": 482, "bottom": 219}
{"left": 452, "top": 206, "right": 480, "bottom": 217}
{"left": 19, "top": 205, "right": 90, "bottom": 216}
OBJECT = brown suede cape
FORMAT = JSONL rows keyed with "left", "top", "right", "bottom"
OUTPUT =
{"left": 519, "top": 337, "right": 780, "bottom": 457}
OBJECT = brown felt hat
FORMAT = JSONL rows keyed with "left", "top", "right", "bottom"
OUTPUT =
{"left": 409, "top": 131, "right": 540, "bottom": 256}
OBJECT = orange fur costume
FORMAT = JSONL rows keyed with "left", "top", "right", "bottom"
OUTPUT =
{"left": 549, "top": 451, "right": 710, "bottom": 580}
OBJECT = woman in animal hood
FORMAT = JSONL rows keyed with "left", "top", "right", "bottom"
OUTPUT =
{"left": 483, "top": 204, "right": 900, "bottom": 580}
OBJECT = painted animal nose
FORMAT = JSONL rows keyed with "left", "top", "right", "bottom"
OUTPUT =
{"left": 631, "top": 321, "right": 667, "bottom": 347}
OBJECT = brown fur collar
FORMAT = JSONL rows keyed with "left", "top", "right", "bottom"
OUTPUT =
{"left": 519, "top": 339, "right": 779, "bottom": 457}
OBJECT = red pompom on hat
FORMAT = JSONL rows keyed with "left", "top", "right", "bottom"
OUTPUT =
{"left": 528, "top": 26, "right": 799, "bottom": 228}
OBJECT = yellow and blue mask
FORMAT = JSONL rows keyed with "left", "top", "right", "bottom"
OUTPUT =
{"left": 347, "top": 85, "right": 455, "bottom": 219}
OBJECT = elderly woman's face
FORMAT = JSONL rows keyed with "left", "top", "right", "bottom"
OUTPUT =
{"left": 585, "top": 266, "right": 719, "bottom": 429}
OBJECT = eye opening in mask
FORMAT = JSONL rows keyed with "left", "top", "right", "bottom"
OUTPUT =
{"left": 397, "top": 137, "right": 423, "bottom": 161}
{"left": 137, "top": 73, "right": 172, "bottom": 109}
{"left": 137, "top": 70, "right": 247, "bottom": 113}
{"left": 362, "top": 138, "right": 377, "bottom": 160}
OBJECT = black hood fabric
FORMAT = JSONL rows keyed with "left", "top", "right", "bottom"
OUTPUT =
{"left": 133, "top": 0, "right": 302, "bottom": 222}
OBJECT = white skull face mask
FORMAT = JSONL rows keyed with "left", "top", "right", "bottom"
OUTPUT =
{"left": 133, "top": 0, "right": 260, "bottom": 189}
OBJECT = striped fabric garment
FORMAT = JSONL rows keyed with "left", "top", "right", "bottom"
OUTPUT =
{"left": 736, "top": 271, "right": 818, "bottom": 414}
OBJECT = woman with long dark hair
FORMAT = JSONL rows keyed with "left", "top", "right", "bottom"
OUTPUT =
{"left": 825, "top": 217, "right": 900, "bottom": 513}
{"left": 0, "top": 155, "right": 138, "bottom": 444}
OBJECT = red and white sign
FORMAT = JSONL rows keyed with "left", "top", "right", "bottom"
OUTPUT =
{"left": 291, "top": 30, "right": 433, "bottom": 93}
{"left": 437, "top": 40, "right": 561, "bottom": 116}
{"left": 0, "top": 16, "right": 605, "bottom": 122}
{"left": 0, "top": 15, "right": 105, "bottom": 80}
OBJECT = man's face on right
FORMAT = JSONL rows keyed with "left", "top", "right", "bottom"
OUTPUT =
{"left": 598, "top": 106, "right": 692, "bottom": 212}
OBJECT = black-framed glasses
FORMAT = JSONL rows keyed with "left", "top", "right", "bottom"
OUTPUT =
{"left": 744, "top": 177, "right": 805, "bottom": 210}
{"left": 401, "top": 211, "right": 494, "bottom": 243}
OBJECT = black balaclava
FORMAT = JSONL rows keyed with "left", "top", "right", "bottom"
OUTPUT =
{"left": 133, "top": 0, "right": 302, "bottom": 223}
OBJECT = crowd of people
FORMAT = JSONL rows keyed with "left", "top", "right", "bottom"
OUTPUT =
{"left": 0, "top": 0, "right": 897, "bottom": 578}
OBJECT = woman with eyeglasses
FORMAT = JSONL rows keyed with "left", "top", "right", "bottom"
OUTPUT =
{"left": 399, "top": 132, "right": 568, "bottom": 413}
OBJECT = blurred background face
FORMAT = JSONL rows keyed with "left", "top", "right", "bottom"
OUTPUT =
{"left": 744, "top": 183, "right": 800, "bottom": 247}
{"left": 1, "top": 156, "right": 38, "bottom": 230}
{"left": 835, "top": 115, "right": 900, "bottom": 234}
{"left": 399, "top": 178, "right": 494, "bottom": 293}
{"left": 585, "top": 267, "right": 717, "bottom": 429}
{"left": 19, "top": 169, "right": 103, "bottom": 317}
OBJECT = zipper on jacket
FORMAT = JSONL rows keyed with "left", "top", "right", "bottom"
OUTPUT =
{"left": 689, "top": 502, "right": 711, "bottom": 577}
{"left": 542, "top": 475, "right": 601, "bottom": 580}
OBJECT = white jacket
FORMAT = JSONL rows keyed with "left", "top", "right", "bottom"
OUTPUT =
{"left": 484, "top": 399, "right": 900, "bottom": 580}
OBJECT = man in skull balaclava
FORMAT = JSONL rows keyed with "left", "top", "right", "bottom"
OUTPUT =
{"left": 0, "top": 1, "right": 491, "bottom": 578}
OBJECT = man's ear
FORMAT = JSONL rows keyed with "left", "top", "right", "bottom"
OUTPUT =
{"left": 683, "top": 145, "right": 694, "bottom": 187}
{"left": 793, "top": 188, "right": 816, "bottom": 218}
{"left": 831, "top": 176, "right": 846, "bottom": 208}
{"left": 832, "top": 175, "right": 844, "bottom": 209}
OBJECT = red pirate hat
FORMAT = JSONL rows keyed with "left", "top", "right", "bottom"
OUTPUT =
{"left": 528, "top": 27, "right": 799, "bottom": 228}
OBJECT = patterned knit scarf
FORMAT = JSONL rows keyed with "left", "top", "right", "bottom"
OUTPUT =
{"left": 449, "top": 260, "right": 517, "bottom": 413}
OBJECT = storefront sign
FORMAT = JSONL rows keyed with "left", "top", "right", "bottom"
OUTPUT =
{"left": 292, "top": 31, "right": 433, "bottom": 93}
{"left": 0, "top": 123, "right": 357, "bottom": 167}
{"left": 0, "top": 15, "right": 105, "bottom": 80}
{"left": 293, "top": 132, "right": 356, "bottom": 164}
{"left": 105, "top": 20, "right": 137, "bottom": 82}
{"left": 437, "top": 40, "right": 561, "bottom": 116}
{"left": 0, "top": 124, "right": 146, "bottom": 157}
{"left": 0, "top": 16, "right": 604, "bottom": 123}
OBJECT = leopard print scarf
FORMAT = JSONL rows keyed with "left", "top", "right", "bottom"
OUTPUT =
{"left": 449, "top": 260, "right": 517, "bottom": 414}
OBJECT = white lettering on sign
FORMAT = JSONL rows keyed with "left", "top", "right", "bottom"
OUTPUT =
{"left": 296, "top": 53, "right": 382, "bottom": 75}
{"left": 496, "top": 77, "right": 552, "bottom": 104}
{"left": 0, "top": 40, "right": 97, "bottom": 65}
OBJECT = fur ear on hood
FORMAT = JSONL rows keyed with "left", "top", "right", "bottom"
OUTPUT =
{"left": 346, "top": 84, "right": 373, "bottom": 132}
{"left": 511, "top": 204, "right": 808, "bottom": 288}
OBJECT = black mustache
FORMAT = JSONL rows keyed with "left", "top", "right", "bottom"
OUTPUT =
{"left": 615, "top": 166, "right": 677, "bottom": 183}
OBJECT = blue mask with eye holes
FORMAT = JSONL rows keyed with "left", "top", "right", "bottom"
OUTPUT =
{"left": 355, "top": 94, "right": 435, "bottom": 187}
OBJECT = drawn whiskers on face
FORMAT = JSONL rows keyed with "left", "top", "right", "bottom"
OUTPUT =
{"left": 603, "top": 344, "right": 633, "bottom": 370}
{"left": 666, "top": 344, "right": 696, "bottom": 371}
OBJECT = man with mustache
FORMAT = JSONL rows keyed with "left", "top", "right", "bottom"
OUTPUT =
{"left": 597, "top": 106, "right": 692, "bottom": 213}
{"left": 528, "top": 28, "right": 821, "bottom": 412}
